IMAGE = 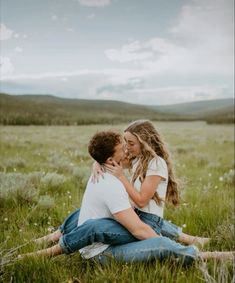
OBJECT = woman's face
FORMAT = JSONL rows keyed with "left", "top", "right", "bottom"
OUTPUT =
{"left": 124, "top": 131, "right": 141, "bottom": 158}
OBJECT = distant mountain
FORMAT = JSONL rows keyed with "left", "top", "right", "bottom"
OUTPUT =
{"left": 0, "top": 93, "right": 179, "bottom": 125}
{"left": 0, "top": 93, "right": 233, "bottom": 125}
{"left": 199, "top": 105, "right": 235, "bottom": 124}
{"left": 148, "top": 98, "right": 234, "bottom": 115}
{"left": 148, "top": 98, "right": 234, "bottom": 124}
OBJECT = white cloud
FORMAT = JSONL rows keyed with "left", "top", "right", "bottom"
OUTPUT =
{"left": 87, "top": 13, "right": 95, "bottom": 19}
{"left": 61, "top": 77, "right": 68, "bottom": 82}
{"left": 51, "top": 15, "right": 58, "bottom": 21}
{"left": 0, "top": 70, "right": 105, "bottom": 80}
{"left": 126, "top": 85, "right": 231, "bottom": 105}
{"left": 1, "top": 68, "right": 232, "bottom": 105}
{"left": 105, "top": 0, "right": 233, "bottom": 77}
{"left": 66, "top": 28, "right": 74, "bottom": 32}
{"left": 105, "top": 41, "right": 153, "bottom": 63}
{"left": 77, "top": 0, "right": 111, "bottom": 7}
{"left": 1, "top": 0, "right": 233, "bottom": 105}
{"left": 0, "top": 24, "right": 13, "bottom": 40}
{"left": 0, "top": 57, "right": 14, "bottom": 75}
{"left": 15, "top": 47, "right": 23, "bottom": 53}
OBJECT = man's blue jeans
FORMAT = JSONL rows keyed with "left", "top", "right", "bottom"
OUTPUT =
{"left": 95, "top": 237, "right": 197, "bottom": 266}
{"left": 59, "top": 208, "right": 198, "bottom": 266}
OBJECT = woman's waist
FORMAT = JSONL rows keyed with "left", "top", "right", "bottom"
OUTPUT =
{"left": 134, "top": 207, "right": 163, "bottom": 226}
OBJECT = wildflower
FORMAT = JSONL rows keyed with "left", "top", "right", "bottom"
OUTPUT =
{"left": 219, "top": 177, "right": 223, "bottom": 181}
{"left": 34, "top": 223, "right": 38, "bottom": 226}
{"left": 68, "top": 195, "right": 72, "bottom": 199}
{"left": 4, "top": 218, "right": 8, "bottom": 221}
{"left": 47, "top": 227, "right": 54, "bottom": 232}
{"left": 182, "top": 224, "right": 187, "bottom": 228}
{"left": 208, "top": 173, "right": 212, "bottom": 177}
{"left": 13, "top": 168, "right": 17, "bottom": 172}
{"left": 68, "top": 211, "right": 71, "bottom": 214}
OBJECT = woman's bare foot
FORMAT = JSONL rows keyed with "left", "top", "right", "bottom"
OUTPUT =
{"left": 179, "top": 233, "right": 210, "bottom": 249}
{"left": 191, "top": 237, "right": 210, "bottom": 249}
{"left": 199, "top": 251, "right": 234, "bottom": 261}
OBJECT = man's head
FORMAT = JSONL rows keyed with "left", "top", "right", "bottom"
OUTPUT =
{"left": 88, "top": 131, "right": 124, "bottom": 165}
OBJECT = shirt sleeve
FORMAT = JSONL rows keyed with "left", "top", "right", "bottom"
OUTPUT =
{"left": 104, "top": 178, "right": 131, "bottom": 214}
{"left": 146, "top": 157, "right": 168, "bottom": 180}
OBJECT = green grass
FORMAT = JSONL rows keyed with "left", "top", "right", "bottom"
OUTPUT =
{"left": 0, "top": 122, "right": 234, "bottom": 283}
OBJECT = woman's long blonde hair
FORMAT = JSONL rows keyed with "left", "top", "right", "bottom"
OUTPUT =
{"left": 125, "top": 120, "right": 179, "bottom": 206}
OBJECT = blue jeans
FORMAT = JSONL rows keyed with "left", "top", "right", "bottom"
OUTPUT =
{"left": 59, "top": 208, "right": 198, "bottom": 265}
{"left": 95, "top": 237, "right": 197, "bottom": 266}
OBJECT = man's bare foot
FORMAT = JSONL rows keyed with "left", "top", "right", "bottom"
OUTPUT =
{"left": 33, "top": 230, "right": 62, "bottom": 245}
{"left": 17, "top": 244, "right": 63, "bottom": 259}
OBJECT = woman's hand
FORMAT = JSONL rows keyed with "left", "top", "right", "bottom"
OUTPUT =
{"left": 91, "top": 161, "right": 104, "bottom": 183}
{"left": 105, "top": 160, "right": 124, "bottom": 179}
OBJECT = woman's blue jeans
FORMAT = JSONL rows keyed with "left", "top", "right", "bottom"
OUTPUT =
{"left": 59, "top": 208, "right": 198, "bottom": 266}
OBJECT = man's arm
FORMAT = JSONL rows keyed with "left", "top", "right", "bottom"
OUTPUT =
{"left": 113, "top": 208, "right": 159, "bottom": 240}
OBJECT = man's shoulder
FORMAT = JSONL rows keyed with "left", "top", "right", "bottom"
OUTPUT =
{"left": 87, "top": 173, "right": 124, "bottom": 189}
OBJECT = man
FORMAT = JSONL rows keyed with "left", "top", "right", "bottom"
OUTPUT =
{"left": 70, "top": 131, "right": 159, "bottom": 259}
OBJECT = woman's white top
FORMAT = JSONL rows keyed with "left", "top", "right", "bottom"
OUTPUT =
{"left": 132, "top": 156, "right": 168, "bottom": 218}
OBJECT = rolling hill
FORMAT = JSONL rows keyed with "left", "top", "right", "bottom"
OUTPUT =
{"left": 148, "top": 98, "right": 234, "bottom": 115}
{"left": 0, "top": 93, "right": 180, "bottom": 125}
{"left": 0, "top": 93, "right": 234, "bottom": 125}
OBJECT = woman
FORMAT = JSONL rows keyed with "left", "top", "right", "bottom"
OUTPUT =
{"left": 103, "top": 120, "right": 209, "bottom": 246}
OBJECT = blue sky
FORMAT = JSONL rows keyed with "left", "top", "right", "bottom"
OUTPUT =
{"left": 0, "top": 0, "right": 234, "bottom": 105}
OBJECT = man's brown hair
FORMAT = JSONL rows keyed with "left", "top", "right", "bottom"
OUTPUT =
{"left": 88, "top": 131, "right": 122, "bottom": 164}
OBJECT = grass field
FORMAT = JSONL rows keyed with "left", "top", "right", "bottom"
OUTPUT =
{"left": 0, "top": 122, "right": 234, "bottom": 283}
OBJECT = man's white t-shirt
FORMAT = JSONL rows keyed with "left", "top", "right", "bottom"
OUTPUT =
{"left": 132, "top": 156, "right": 168, "bottom": 218}
{"left": 78, "top": 172, "right": 131, "bottom": 259}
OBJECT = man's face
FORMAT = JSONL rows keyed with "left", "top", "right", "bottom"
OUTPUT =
{"left": 111, "top": 142, "right": 125, "bottom": 165}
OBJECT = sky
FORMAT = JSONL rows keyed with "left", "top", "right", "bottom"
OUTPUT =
{"left": 0, "top": 0, "right": 234, "bottom": 105}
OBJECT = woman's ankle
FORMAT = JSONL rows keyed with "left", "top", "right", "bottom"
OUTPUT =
{"left": 199, "top": 251, "right": 234, "bottom": 261}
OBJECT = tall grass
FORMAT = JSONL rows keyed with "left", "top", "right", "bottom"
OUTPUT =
{"left": 0, "top": 122, "right": 234, "bottom": 283}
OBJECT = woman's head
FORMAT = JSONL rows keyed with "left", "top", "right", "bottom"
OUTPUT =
{"left": 124, "top": 120, "right": 162, "bottom": 159}
{"left": 124, "top": 120, "right": 180, "bottom": 207}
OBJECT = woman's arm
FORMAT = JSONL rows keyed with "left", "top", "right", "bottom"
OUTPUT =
{"left": 91, "top": 161, "right": 104, "bottom": 183}
{"left": 105, "top": 161, "right": 162, "bottom": 207}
